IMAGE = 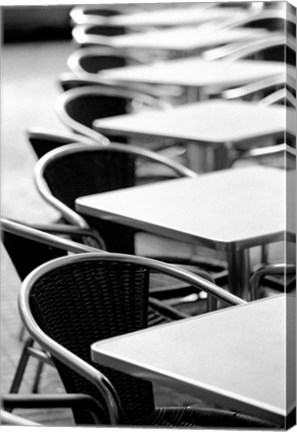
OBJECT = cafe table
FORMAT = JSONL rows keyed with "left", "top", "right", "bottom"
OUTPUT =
{"left": 99, "top": 57, "right": 290, "bottom": 102}
{"left": 106, "top": 5, "right": 251, "bottom": 29}
{"left": 106, "top": 26, "right": 270, "bottom": 59}
{"left": 91, "top": 294, "right": 296, "bottom": 427}
{"left": 93, "top": 99, "right": 294, "bottom": 172}
{"left": 76, "top": 166, "right": 296, "bottom": 299}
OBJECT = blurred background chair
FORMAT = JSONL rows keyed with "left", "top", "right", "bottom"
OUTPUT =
{"left": 218, "top": 6, "right": 296, "bottom": 35}
{"left": 70, "top": 4, "right": 143, "bottom": 26}
{"left": 2, "top": 252, "right": 271, "bottom": 428}
{"left": 67, "top": 46, "right": 147, "bottom": 75}
{"left": 72, "top": 23, "right": 130, "bottom": 48}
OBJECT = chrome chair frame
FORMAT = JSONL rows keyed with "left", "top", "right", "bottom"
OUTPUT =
{"left": 202, "top": 33, "right": 293, "bottom": 62}
{"left": 55, "top": 85, "right": 170, "bottom": 143}
{"left": 2, "top": 217, "right": 194, "bottom": 397}
{"left": 222, "top": 74, "right": 295, "bottom": 102}
{"left": 26, "top": 126, "right": 95, "bottom": 159}
{"left": 34, "top": 142, "right": 197, "bottom": 232}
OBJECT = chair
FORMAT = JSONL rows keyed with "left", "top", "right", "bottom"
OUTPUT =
{"left": 34, "top": 143, "right": 228, "bottom": 287}
{"left": 1, "top": 217, "right": 190, "bottom": 396}
{"left": 67, "top": 46, "right": 147, "bottom": 75}
{"left": 72, "top": 24, "right": 129, "bottom": 48}
{"left": 250, "top": 263, "right": 296, "bottom": 300}
{"left": 26, "top": 126, "right": 182, "bottom": 186}
{"left": 2, "top": 252, "right": 274, "bottom": 427}
{"left": 26, "top": 127, "right": 95, "bottom": 159}
{"left": 70, "top": 4, "right": 142, "bottom": 26}
{"left": 55, "top": 85, "right": 170, "bottom": 143}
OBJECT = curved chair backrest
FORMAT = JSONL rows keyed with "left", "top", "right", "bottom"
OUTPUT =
{"left": 34, "top": 142, "right": 197, "bottom": 241}
{"left": 19, "top": 252, "right": 245, "bottom": 425}
{"left": 26, "top": 127, "right": 95, "bottom": 159}
{"left": 72, "top": 24, "right": 127, "bottom": 48}
{"left": 222, "top": 74, "right": 295, "bottom": 102}
{"left": 220, "top": 35, "right": 295, "bottom": 64}
{"left": 55, "top": 85, "right": 169, "bottom": 142}
{"left": 221, "top": 8, "right": 295, "bottom": 32}
{"left": 70, "top": 4, "right": 141, "bottom": 25}
{"left": 1, "top": 217, "right": 100, "bottom": 281}
{"left": 67, "top": 46, "right": 146, "bottom": 75}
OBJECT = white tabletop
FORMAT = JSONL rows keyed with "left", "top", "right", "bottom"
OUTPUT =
{"left": 76, "top": 166, "right": 294, "bottom": 251}
{"left": 91, "top": 294, "right": 296, "bottom": 426}
{"left": 94, "top": 100, "right": 293, "bottom": 145}
{"left": 100, "top": 57, "right": 288, "bottom": 89}
{"left": 109, "top": 26, "right": 269, "bottom": 52}
{"left": 107, "top": 6, "right": 249, "bottom": 28}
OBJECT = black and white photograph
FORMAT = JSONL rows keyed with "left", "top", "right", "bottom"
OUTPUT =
{"left": 0, "top": 0, "right": 296, "bottom": 429}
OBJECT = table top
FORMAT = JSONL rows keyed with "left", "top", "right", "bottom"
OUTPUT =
{"left": 100, "top": 57, "right": 289, "bottom": 89}
{"left": 91, "top": 294, "right": 296, "bottom": 426}
{"left": 107, "top": 6, "right": 249, "bottom": 28}
{"left": 76, "top": 166, "right": 295, "bottom": 251}
{"left": 109, "top": 26, "right": 269, "bottom": 52}
{"left": 94, "top": 100, "right": 294, "bottom": 145}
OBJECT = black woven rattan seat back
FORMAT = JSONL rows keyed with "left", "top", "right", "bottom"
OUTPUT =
{"left": 28, "top": 259, "right": 159, "bottom": 424}
{"left": 81, "top": 54, "right": 126, "bottom": 73}
{"left": 43, "top": 149, "right": 136, "bottom": 210}
{"left": 65, "top": 93, "right": 128, "bottom": 128}
{"left": 2, "top": 230, "right": 67, "bottom": 281}
{"left": 84, "top": 24, "right": 127, "bottom": 37}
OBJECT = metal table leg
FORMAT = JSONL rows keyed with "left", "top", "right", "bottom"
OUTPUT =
{"left": 227, "top": 248, "right": 251, "bottom": 300}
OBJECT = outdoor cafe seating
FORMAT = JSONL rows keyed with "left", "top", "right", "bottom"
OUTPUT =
{"left": 1, "top": 1, "right": 296, "bottom": 428}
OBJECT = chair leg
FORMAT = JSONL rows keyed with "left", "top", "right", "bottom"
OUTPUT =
{"left": 32, "top": 355, "right": 46, "bottom": 394}
{"left": 9, "top": 337, "right": 34, "bottom": 394}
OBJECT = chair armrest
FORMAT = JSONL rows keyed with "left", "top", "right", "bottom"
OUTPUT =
{"left": 2, "top": 393, "right": 106, "bottom": 424}
{"left": 148, "top": 297, "right": 189, "bottom": 320}
{"left": 31, "top": 223, "right": 107, "bottom": 250}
